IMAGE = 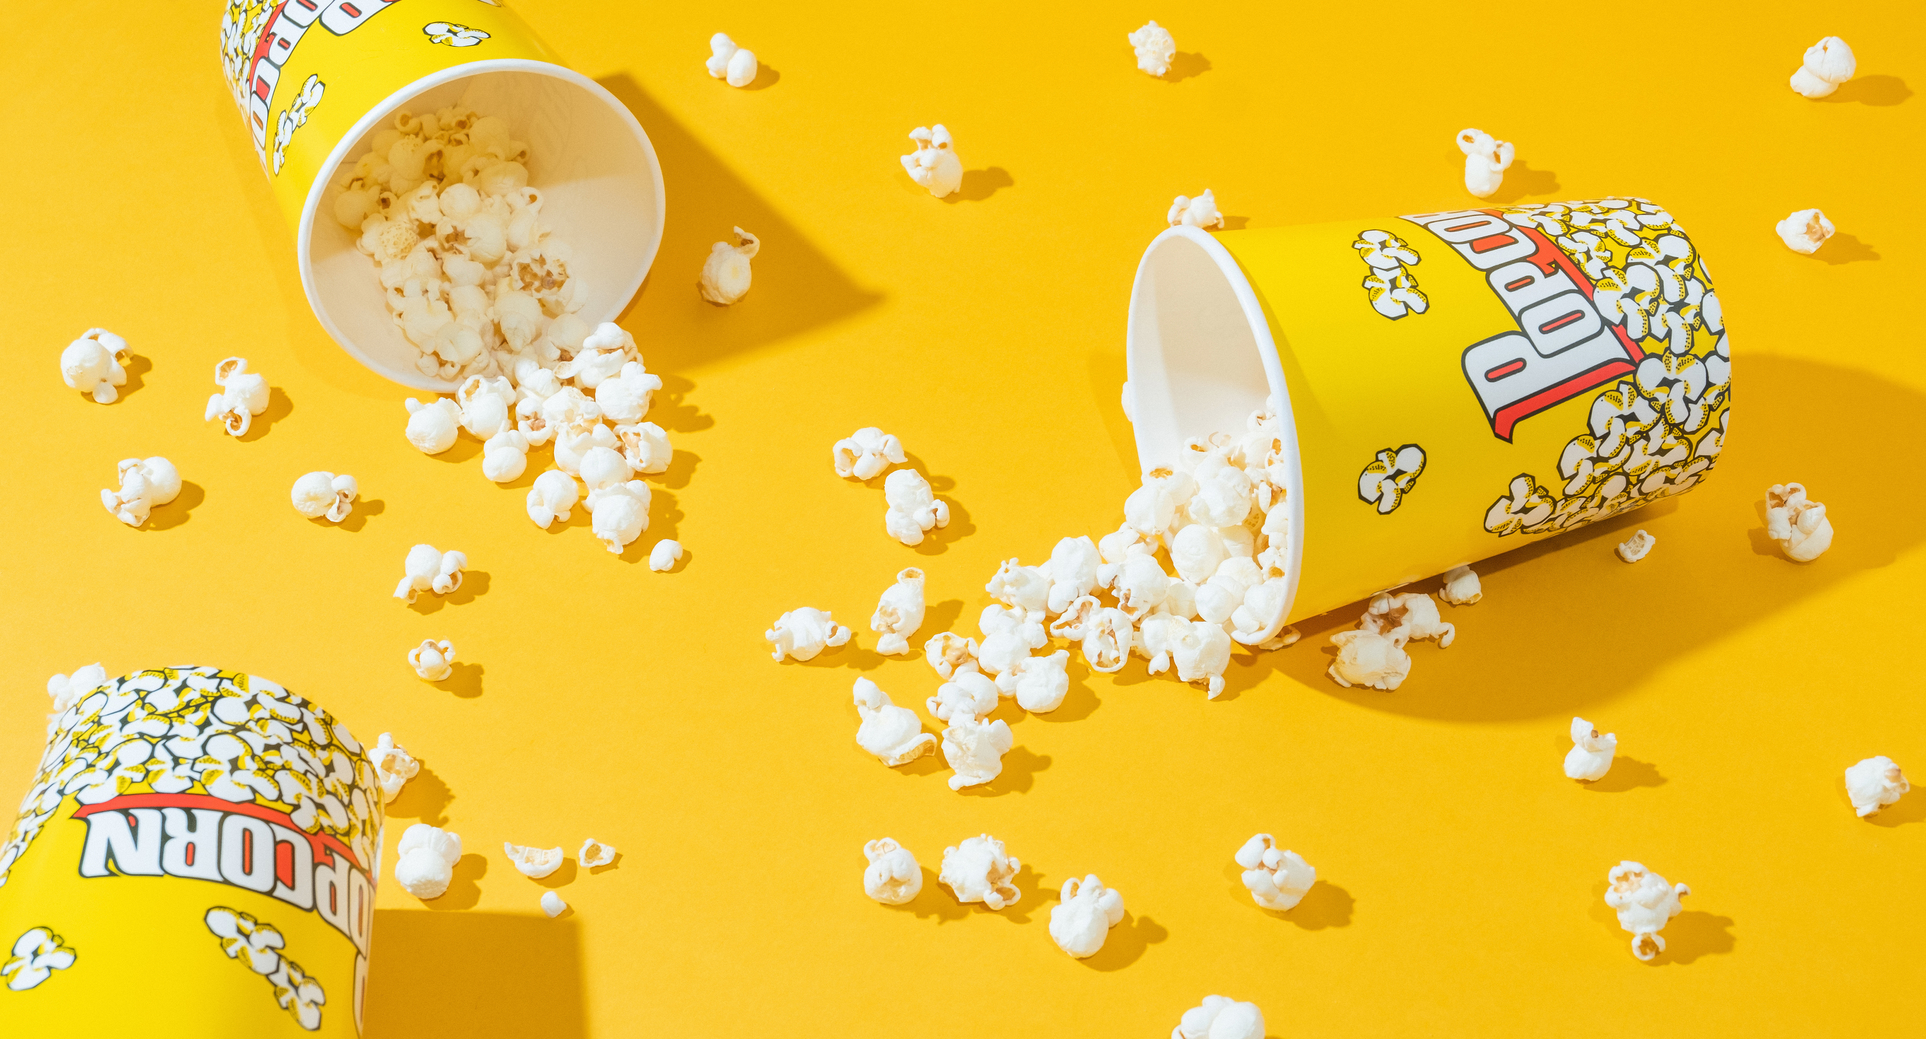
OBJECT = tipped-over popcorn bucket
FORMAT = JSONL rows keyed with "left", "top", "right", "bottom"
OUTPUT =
{"left": 0, "top": 668, "right": 381, "bottom": 1035}
{"left": 219, "top": 2, "right": 665, "bottom": 390}
{"left": 1125, "top": 198, "right": 1731, "bottom": 622}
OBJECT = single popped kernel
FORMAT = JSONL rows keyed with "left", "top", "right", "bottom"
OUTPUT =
{"left": 1171, "top": 619, "right": 1233, "bottom": 698}
{"left": 924, "top": 632, "right": 980, "bottom": 679}
{"left": 1359, "top": 592, "right": 1455, "bottom": 647}
{"left": 1789, "top": 36, "right": 1856, "bottom": 98}
{"left": 767, "top": 607, "right": 852, "bottom": 662}
{"left": 457, "top": 374, "right": 516, "bottom": 438}
{"left": 939, "top": 834, "right": 1020, "bottom": 909}
{"left": 853, "top": 677, "right": 938, "bottom": 767}
{"left": 976, "top": 605, "right": 1048, "bottom": 675}
{"left": 1438, "top": 564, "right": 1481, "bottom": 605}
{"left": 61, "top": 328, "right": 130, "bottom": 403}
{"left": 1604, "top": 861, "right": 1689, "bottom": 962}
{"left": 403, "top": 397, "right": 463, "bottom": 454}
{"left": 394, "top": 823, "right": 462, "bottom": 899}
{"left": 1081, "top": 607, "right": 1134, "bottom": 674}
{"left": 871, "top": 567, "right": 926, "bottom": 655}
{"left": 698, "top": 227, "right": 759, "bottom": 305}
{"left": 1765, "top": 482, "right": 1832, "bottom": 562}
{"left": 1049, "top": 875, "right": 1125, "bottom": 958}
{"left": 986, "top": 558, "right": 1052, "bottom": 615}
{"left": 1775, "top": 209, "right": 1835, "bottom": 254}
{"left": 46, "top": 664, "right": 108, "bottom": 717}
{"left": 941, "top": 715, "right": 1014, "bottom": 790}
{"left": 504, "top": 842, "right": 563, "bottom": 879}
{"left": 863, "top": 838, "right": 923, "bottom": 905}
{"left": 579, "top": 838, "right": 617, "bottom": 868}
{"left": 1617, "top": 529, "right": 1656, "bottom": 563}
{"left": 649, "top": 538, "right": 683, "bottom": 572}
{"left": 540, "top": 891, "right": 568, "bottom": 918}
{"left": 479, "top": 429, "right": 529, "bottom": 483}
{"left": 995, "top": 649, "right": 1071, "bottom": 713}
{"left": 615, "top": 421, "right": 673, "bottom": 473}
{"left": 928, "top": 668, "right": 1000, "bottom": 724}
{"left": 1173, "top": 996, "right": 1266, "bottom": 1039}
{"left": 1040, "top": 536, "right": 1101, "bottom": 613}
{"left": 588, "top": 480, "right": 651, "bottom": 553}
{"left": 901, "top": 125, "right": 963, "bottom": 199}
{"left": 834, "top": 427, "right": 906, "bottom": 481}
{"left": 1234, "top": 834, "right": 1317, "bottom": 911}
{"left": 883, "top": 469, "right": 950, "bottom": 546}
{"left": 394, "top": 545, "right": 467, "bottom": 602}
{"left": 706, "top": 32, "right": 758, "bottom": 87}
{"left": 526, "top": 469, "right": 581, "bottom": 529}
{"left": 1457, "top": 129, "right": 1515, "bottom": 199}
{"left": 1845, "top": 756, "right": 1909, "bottom": 818}
{"left": 408, "top": 639, "right": 455, "bottom": 681}
{"left": 205, "top": 357, "right": 270, "bottom": 437}
{"left": 1565, "top": 717, "right": 1617, "bottom": 782}
{"left": 1128, "top": 20, "right": 1176, "bottom": 76}
{"left": 1168, "top": 190, "right": 1224, "bottom": 229}
{"left": 291, "top": 471, "right": 358, "bottom": 522}
{"left": 368, "top": 733, "right": 420, "bottom": 803}
{"left": 101, "top": 456, "right": 182, "bottom": 528}
{"left": 1327, "top": 630, "right": 1411, "bottom": 691}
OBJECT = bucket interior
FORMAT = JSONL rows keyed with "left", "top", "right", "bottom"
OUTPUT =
{"left": 299, "top": 62, "right": 665, "bottom": 392}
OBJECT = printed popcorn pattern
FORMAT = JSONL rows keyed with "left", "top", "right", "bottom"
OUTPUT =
{"left": 0, "top": 667, "right": 379, "bottom": 892}
{"left": 1482, "top": 199, "right": 1729, "bottom": 538}
{"left": 1352, "top": 230, "right": 1429, "bottom": 320}
{"left": 1357, "top": 444, "right": 1427, "bottom": 515}
{"left": 2, "top": 926, "right": 77, "bottom": 992}
{"left": 272, "top": 74, "right": 325, "bottom": 175}
{"left": 206, "top": 907, "right": 326, "bottom": 1030}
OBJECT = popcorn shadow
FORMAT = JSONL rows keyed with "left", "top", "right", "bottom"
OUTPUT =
{"left": 1818, "top": 74, "right": 1911, "bottom": 106}
{"left": 1219, "top": 216, "right": 1251, "bottom": 231}
{"left": 945, "top": 167, "right": 1014, "bottom": 204}
{"left": 429, "top": 853, "right": 487, "bottom": 911}
{"left": 438, "top": 662, "right": 484, "bottom": 699}
{"left": 1035, "top": 662, "right": 1101, "bottom": 723}
{"left": 430, "top": 436, "right": 484, "bottom": 465}
{"left": 532, "top": 857, "right": 578, "bottom": 890}
{"left": 888, "top": 868, "right": 971, "bottom": 922}
{"left": 998, "top": 863, "right": 1045, "bottom": 924}
{"left": 740, "top": 63, "right": 781, "bottom": 90}
{"left": 236, "top": 387, "right": 293, "bottom": 443}
{"left": 387, "top": 765, "right": 453, "bottom": 827}
{"left": 798, "top": 643, "right": 887, "bottom": 672}
{"left": 1657, "top": 912, "right": 1736, "bottom": 964}
{"left": 922, "top": 598, "right": 965, "bottom": 636}
{"left": 652, "top": 373, "right": 714, "bottom": 435}
{"left": 333, "top": 498, "right": 385, "bottom": 532}
{"left": 408, "top": 570, "right": 490, "bottom": 613}
{"left": 959, "top": 747, "right": 1050, "bottom": 797}
{"left": 1867, "top": 789, "right": 1926, "bottom": 828}
{"left": 143, "top": 481, "right": 204, "bottom": 531}
{"left": 1284, "top": 882, "right": 1354, "bottom": 930}
{"left": 363, "top": 910, "right": 586, "bottom": 1039}
{"left": 895, "top": 747, "right": 949, "bottom": 778}
{"left": 1081, "top": 913, "right": 1167, "bottom": 971}
{"left": 1162, "top": 52, "right": 1211, "bottom": 82}
{"left": 118, "top": 353, "right": 152, "bottom": 400}
{"left": 1807, "top": 232, "right": 1878, "bottom": 265}
{"left": 912, "top": 498, "right": 976, "bottom": 556}
{"left": 656, "top": 448, "right": 701, "bottom": 493}
{"left": 588, "top": 850, "right": 622, "bottom": 875}
{"left": 596, "top": 74, "right": 883, "bottom": 370}
{"left": 1584, "top": 756, "right": 1664, "bottom": 793}
{"left": 898, "top": 453, "right": 955, "bottom": 493}
{"left": 1483, "top": 161, "right": 1560, "bottom": 205}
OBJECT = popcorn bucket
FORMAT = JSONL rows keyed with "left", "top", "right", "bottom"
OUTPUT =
{"left": 0, "top": 668, "right": 382, "bottom": 1035}
{"left": 219, "top": 1, "right": 666, "bottom": 390}
{"left": 1124, "top": 198, "right": 1731, "bottom": 622}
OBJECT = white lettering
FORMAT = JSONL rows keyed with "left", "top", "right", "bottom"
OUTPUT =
{"left": 79, "top": 808, "right": 164, "bottom": 877}
{"left": 160, "top": 807, "right": 225, "bottom": 881}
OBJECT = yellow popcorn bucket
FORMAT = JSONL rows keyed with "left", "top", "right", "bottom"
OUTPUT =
{"left": 0, "top": 667, "right": 382, "bottom": 1035}
{"left": 1125, "top": 199, "right": 1731, "bottom": 622}
{"left": 219, "top": 1, "right": 666, "bottom": 390}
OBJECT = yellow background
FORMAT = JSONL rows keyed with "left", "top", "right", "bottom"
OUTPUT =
{"left": 1, "top": 1, "right": 1919, "bottom": 1035}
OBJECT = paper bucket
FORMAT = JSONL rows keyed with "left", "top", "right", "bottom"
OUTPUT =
{"left": 0, "top": 667, "right": 382, "bottom": 1035}
{"left": 1124, "top": 198, "right": 1732, "bottom": 623}
{"left": 219, "top": 1, "right": 666, "bottom": 390}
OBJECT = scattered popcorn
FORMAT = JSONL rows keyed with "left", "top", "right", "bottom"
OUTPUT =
{"left": 900, "top": 125, "right": 963, "bottom": 199}
{"left": 853, "top": 677, "right": 938, "bottom": 766}
{"left": 394, "top": 545, "right": 467, "bottom": 602}
{"left": 1173, "top": 996, "right": 1266, "bottom": 1039}
{"left": 1789, "top": 36, "right": 1856, "bottom": 98}
{"left": 863, "top": 838, "right": 923, "bottom": 905}
{"left": 615, "top": 421, "right": 672, "bottom": 474}
{"left": 290, "top": 471, "right": 358, "bottom": 522}
{"left": 46, "top": 664, "right": 108, "bottom": 717}
{"left": 579, "top": 838, "right": 617, "bottom": 868}
{"left": 1439, "top": 564, "right": 1482, "bottom": 604}
{"left": 705, "top": 32, "right": 758, "bottom": 88}
{"left": 1775, "top": 209, "right": 1835, "bottom": 254}
{"left": 1128, "top": 20, "right": 1176, "bottom": 76}
{"left": 203, "top": 357, "right": 270, "bottom": 437}
{"left": 1328, "top": 630, "right": 1411, "bottom": 691}
{"left": 698, "top": 226, "right": 759, "bottom": 305}
{"left": 588, "top": 480, "right": 651, "bottom": 553}
{"left": 408, "top": 638, "right": 455, "bottom": 681}
{"left": 1565, "top": 717, "right": 1617, "bottom": 782}
{"left": 404, "top": 397, "right": 463, "bottom": 454}
{"left": 1456, "top": 128, "right": 1514, "bottom": 199}
{"left": 767, "top": 607, "right": 852, "bottom": 662}
{"left": 1049, "top": 874, "right": 1125, "bottom": 958}
{"left": 368, "top": 733, "right": 419, "bottom": 802}
{"left": 977, "top": 605, "right": 1048, "bottom": 674}
{"left": 1234, "top": 834, "right": 1316, "bottom": 911}
{"left": 526, "top": 469, "right": 580, "bottom": 528}
{"left": 1765, "top": 482, "right": 1833, "bottom": 562}
{"left": 101, "top": 456, "right": 181, "bottom": 528}
{"left": 941, "top": 714, "right": 1014, "bottom": 790}
{"left": 394, "top": 823, "right": 462, "bottom": 899}
{"left": 925, "top": 632, "right": 980, "bottom": 679}
{"left": 833, "top": 427, "right": 906, "bottom": 481}
{"left": 928, "top": 668, "right": 1000, "bottom": 723}
{"left": 995, "top": 649, "right": 1071, "bottom": 713}
{"left": 883, "top": 469, "right": 950, "bottom": 546}
{"left": 481, "top": 429, "right": 530, "bottom": 482}
{"left": 457, "top": 374, "right": 516, "bottom": 437}
{"left": 1040, "top": 536, "right": 1101, "bottom": 613}
{"left": 1168, "top": 190, "right": 1224, "bottom": 230}
{"left": 1171, "top": 619, "right": 1234, "bottom": 698}
{"left": 60, "top": 328, "right": 129, "bottom": 404}
{"left": 1604, "top": 861, "right": 1690, "bottom": 962}
{"left": 540, "top": 891, "right": 568, "bottom": 918}
{"left": 1845, "top": 756, "right": 1909, "bottom": 818}
{"left": 504, "top": 842, "right": 564, "bottom": 879}
{"left": 649, "top": 538, "right": 683, "bottom": 572}
{"left": 871, "top": 567, "right": 926, "bottom": 655}
{"left": 1616, "top": 529, "right": 1656, "bottom": 563}
{"left": 939, "top": 834, "right": 1020, "bottom": 909}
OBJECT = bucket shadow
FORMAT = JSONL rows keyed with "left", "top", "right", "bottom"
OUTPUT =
{"left": 596, "top": 74, "right": 882, "bottom": 370}
{"left": 363, "top": 910, "right": 586, "bottom": 1038}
